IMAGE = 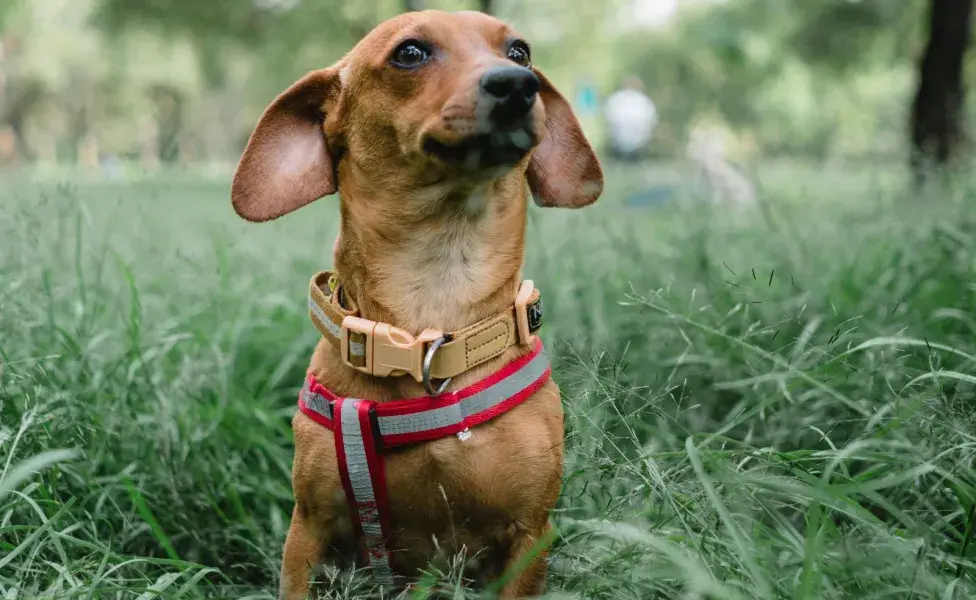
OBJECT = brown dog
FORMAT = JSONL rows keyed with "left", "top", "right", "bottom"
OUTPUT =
{"left": 231, "top": 10, "right": 602, "bottom": 599}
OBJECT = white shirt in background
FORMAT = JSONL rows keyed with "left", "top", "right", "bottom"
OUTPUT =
{"left": 605, "top": 89, "right": 658, "bottom": 153}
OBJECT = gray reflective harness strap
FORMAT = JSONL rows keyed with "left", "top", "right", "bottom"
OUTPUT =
{"left": 374, "top": 343, "right": 551, "bottom": 446}
{"left": 334, "top": 398, "right": 395, "bottom": 586}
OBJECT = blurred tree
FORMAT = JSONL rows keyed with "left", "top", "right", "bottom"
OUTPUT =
{"left": 789, "top": 0, "right": 921, "bottom": 71}
{"left": 1, "top": 74, "right": 44, "bottom": 162}
{"left": 94, "top": 0, "right": 269, "bottom": 47}
{"left": 149, "top": 84, "right": 185, "bottom": 164}
{"left": 910, "top": 0, "right": 974, "bottom": 181}
{"left": 617, "top": 0, "right": 932, "bottom": 159}
{"left": 13, "top": 0, "right": 948, "bottom": 167}
{"left": 795, "top": 0, "right": 976, "bottom": 173}
{"left": 0, "top": 0, "right": 20, "bottom": 161}
{"left": 92, "top": 0, "right": 388, "bottom": 84}
{"left": 402, "top": 0, "right": 492, "bottom": 14}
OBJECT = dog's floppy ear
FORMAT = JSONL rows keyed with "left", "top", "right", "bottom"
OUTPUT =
{"left": 231, "top": 68, "right": 340, "bottom": 222}
{"left": 527, "top": 69, "right": 604, "bottom": 208}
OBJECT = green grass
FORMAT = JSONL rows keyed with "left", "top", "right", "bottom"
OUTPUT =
{"left": 2, "top": 159, "right": 976, "bottom": 599}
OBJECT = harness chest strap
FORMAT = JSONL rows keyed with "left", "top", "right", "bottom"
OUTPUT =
{"left": 307, "top": 271, "right": 544, "bottom": 384}
{"left": 298, "top": 338, "right": 552, "bottom": 587}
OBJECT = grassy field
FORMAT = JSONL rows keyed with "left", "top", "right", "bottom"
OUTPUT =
{"left": 3, "top": 158, "right": 976, "bottom": 599}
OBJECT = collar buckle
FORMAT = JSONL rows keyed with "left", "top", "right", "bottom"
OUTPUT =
{"left": 340, "top": 315, "right": 444, "bottom": 383}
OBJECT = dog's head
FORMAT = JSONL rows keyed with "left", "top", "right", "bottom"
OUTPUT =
{"left": 231, "top": 10, "right": 603, "bottom": 222}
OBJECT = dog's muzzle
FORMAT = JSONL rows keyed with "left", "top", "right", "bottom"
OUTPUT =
{"left": 421, "top": 66, "right": 540, "bottom": 170}
{"left": 479, "top": 66, "right": 539, "bottom": 126}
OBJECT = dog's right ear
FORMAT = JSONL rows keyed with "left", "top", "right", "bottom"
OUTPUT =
{"left": 231, "top": 68, "right": 340, "bottom": 222}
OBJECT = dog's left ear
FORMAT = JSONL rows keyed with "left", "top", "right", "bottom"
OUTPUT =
{"left": 231, "top": 68, "right": 341, "bottom": 222}
{"left": 527, "top": 69, "right": 604, "bottom": 208}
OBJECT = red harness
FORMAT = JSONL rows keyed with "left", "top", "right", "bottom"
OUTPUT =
{"left": 298, "top": 338, "right": 551, "bottom": 586}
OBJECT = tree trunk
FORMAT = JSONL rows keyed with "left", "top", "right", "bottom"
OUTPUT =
{"left": 152, "top": 87, "right": 184, "bottom": 165}
{"left": 479, "top": 0, "right": 493, "bottom": 14}
{"left": 910, "top": 0, "right": 974, "bottom": 182}
{"left": 8, "top": 113, "right": 32, "bottom": 162}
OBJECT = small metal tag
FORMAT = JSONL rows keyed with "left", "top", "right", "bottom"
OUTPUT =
{"left": 456, "top": 427, "right": 472, "bottom": 442}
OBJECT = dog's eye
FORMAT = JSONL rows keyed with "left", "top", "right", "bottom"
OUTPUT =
{"left": 507, "top": 42, "right": 531, "bottom": 67}
{"left": 391, "top": 41, "right": 430, "bottom": 69}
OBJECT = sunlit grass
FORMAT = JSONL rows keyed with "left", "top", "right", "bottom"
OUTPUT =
{"left": 2, "top": 160, "right": 976, "bottom": 599}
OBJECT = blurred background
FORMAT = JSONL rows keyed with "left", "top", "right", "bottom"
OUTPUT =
{"left": 0, "top": 0, "right": 967, "bottom": 181}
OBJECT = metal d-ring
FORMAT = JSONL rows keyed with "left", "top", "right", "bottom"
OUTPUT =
{"left": 422, "top": 335, "right": 452, "bottom": 397}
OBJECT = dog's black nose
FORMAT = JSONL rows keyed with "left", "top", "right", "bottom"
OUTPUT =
{"left": 480, "top": 66, "right": 539, "bottom": 124}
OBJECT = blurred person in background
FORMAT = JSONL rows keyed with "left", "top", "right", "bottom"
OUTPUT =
{"left": 604, "top": 75, "right": 657, "bottom": 161}
{"left": 686, "top": 125, "right": 756, "bottom": 208}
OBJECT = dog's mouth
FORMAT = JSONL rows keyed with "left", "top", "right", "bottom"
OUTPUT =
{"left": 422, "top": 128, "right": 536, "bottom": 170}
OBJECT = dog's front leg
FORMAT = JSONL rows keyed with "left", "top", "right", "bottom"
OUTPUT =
{"left": 279, "top": 504, "right": 329, "bottom": 600}
{"left": 495, "top": 522, "right": 554, "bottom": 598}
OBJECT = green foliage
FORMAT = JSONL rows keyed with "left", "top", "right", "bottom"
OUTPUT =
{"left": 90, "top": 0, "right": 384, "bottom": 89}
{"left": 0, "top": 0, "right": 18, "bottom": 29}
{"left": 94, "top": 0, "right": 270, "bottom": 44}
{"left": 789, "top": 0, "right": 923, "bottom": 71}
{"left": 4, "top": 162, "right": 976, "bottom": 597}
{"left": 0, "top": 0, "right": 953, "bottom": 164}
{"left": 2, "top": 0, "right": 597, "bottom": 165}
{"left": 616, "top": 0, "right": 930, "bottom": 158}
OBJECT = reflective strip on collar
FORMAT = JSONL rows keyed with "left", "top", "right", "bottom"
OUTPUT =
{"left": 307, "top": 295, "right": 366, "bottom": 358}
{"left": 307, "top": 271, "right": 544, "bottom": 378}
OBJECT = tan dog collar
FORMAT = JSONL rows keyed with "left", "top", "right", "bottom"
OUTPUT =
{"left": 307, "top": 271, "right": 544, "bottom": 394}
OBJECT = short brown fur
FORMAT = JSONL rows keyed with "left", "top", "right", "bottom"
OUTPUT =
{"left": 231, "top": 10, "right": 602, "bottom": 599}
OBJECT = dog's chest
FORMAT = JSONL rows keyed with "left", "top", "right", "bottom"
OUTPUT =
{"left": 388, "top": 426, "right": 541, "bottom": 515}
{"left": 386, "top": 224, "right": 495, "bottom": 330}
{"left": 376, "top": 400, "right": 562, "bottom": 557}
